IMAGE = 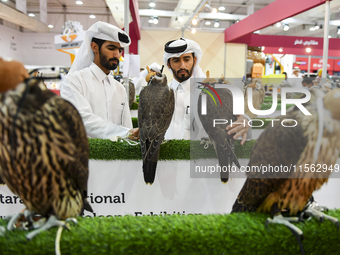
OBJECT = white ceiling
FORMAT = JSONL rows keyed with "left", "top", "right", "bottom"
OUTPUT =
{"left": 0, "top": 0, "right": 340, "bottom": 38}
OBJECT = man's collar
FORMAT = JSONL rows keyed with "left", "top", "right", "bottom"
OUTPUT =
{"left": 89, "top": 62, "right": 111, "bottom": 83}
{"left": 171, "top": 78, "right": 190, "bottom": 92}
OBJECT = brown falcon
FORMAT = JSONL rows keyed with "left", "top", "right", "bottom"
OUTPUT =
{"left": 138, "top": 72, "right": 174, "bottom": 184}
{"left": 197, "top": 78, "right": 241, "bottom": 183}
{"left": 232, "top": 88, "right": 340, "bottom": 250}
{"left": 0, "top": 75, "right": 93, "bottom": 239}
{"left": 244, "top": 78, "right": 265, "bottom": 119}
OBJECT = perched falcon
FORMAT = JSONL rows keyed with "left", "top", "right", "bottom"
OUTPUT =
{"left": 138, "top": 72, "right": 174, "bottom": 184}
{"left": 197, "top": 78, "right": 241, "bottom": 183}
{"left": 244, "top": 78, "right": 265, "bottom": 119}
{"left": 122, "top": 78, "right": 136, "bottom": 109}
{"left": 0, "top": 77, "right": 93, "bottom": 239}
{"left": 232, "top": 88, "right": 340, "bottom": 246}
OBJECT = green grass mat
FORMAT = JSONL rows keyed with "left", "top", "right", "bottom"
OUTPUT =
{"left": 132, "top": 117, "right": 138, "bottom": 128}
{"left": 89, "top": 139, "right": 256, "bottom": 161}
{"left": 130, "top": 102, "right": 139, "bottom": 110}
{"left": 263, "top": 98, "right": 281, "bottom": 103}
{"left": 261, "top": 103, "right": 295, "bottom": 111}
{"left": 0, "top": 211, "right": 339, "bottom": 255}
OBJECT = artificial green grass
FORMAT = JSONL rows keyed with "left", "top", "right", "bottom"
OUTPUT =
{"left": 130, "top": 102, "right": 139, "bottom": 110}
{"left": 88, "top": 139, "right": 256, "bottom": 161}
{"left": 261, "top": 103, "right": 295, "bottom": 111}
{"left": 0, "top": 211, "right": 339, "bottom": 255}
{"left": 132, "top": 117, "right": 138, "bottom": 128}
{"left": 263, "top": 98, "right": 281, "bottom": 103}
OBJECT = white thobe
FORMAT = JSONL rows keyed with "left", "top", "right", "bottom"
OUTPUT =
{"left": 60, "top": 62, "right": 132, "bottom": 139}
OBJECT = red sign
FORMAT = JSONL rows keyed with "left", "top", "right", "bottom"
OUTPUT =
{"left": 334, "top": 60, "right": 340, "bottom": 72}
{"left": 232, "top": 34, "right": 340, "bottom": 57}
{"left": 311, "top": 59, "right": 333, "bottom": 70}
{"left": 294, "top": 57, "right": 334, "bottom": 71}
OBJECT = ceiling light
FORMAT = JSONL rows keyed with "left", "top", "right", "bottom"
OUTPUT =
{"left": 205, "top": 21, "right": 211, "bottom": 25}
{"left": 218, "top": 6, "right": 225, "bottom": 11}
{"left": 89, "top": 15, "right": 96, "bottom": 19}
{"left": 148, "top": 18, "right": 154, "bottom": 23}
{"left": 191, "top": 28, "right": 196, "bottom": 34}
{"left": 306, "top": 47, "right": 312, "bottom": 53}
{"left": 278, "top": 47, "right": 283, "bottom": 52}
{"left": 192, "top": 18, "right": 198, "bottom": 25}
{"left": 149, "top": 2, "right": 155, "bottom": 7}
{"left": 214, "top": 20, "right": 219, "bottom": 28}
{"left": 48, "top": 24, "right": 54, "bottom": 28}
{"left": 283, "top": 24, "right": 289, "bottom": 31}
{"left": 328, "top": 35, "right": 332, "bottom": 38}
{"left": 153, "top": 16, "right": 159, "bottom": 24}
{"left": 309, "top": 27, "right": 315, "bottom": 31}
{"left": 2, "top": 0, "right": 8, "bottom": 2}
{"left": 75, "top": 0, "right": 83, "bottom": 4}
{"left": 275, "top": 22, "right": 281, "bottom": 28}
{"left": 28, "top": 13, "right": 35, "bottom": 17}
{"left": 178, "top": 16, "right": 183, "bottom": 23}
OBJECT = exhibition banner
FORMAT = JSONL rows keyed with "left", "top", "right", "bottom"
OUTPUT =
{"left": 0, "top": 159, "right": 339, "bottom": 219}
{"left": 16, "top": 0, "right": 27, "bottom": 14}
{"left": 40, "top": 0, "right": 47, "bottom": 25}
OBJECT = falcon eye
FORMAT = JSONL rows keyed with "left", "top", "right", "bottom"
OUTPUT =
{"left": 156, "top": 73, "right": 162, "bottom": 77}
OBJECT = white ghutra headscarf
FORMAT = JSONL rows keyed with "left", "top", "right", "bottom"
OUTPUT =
{"left": 163, "top": 38, "right": 206, "bottom": 78}
{"left": 69, "top": 21, "right": 131, "bottom": 73}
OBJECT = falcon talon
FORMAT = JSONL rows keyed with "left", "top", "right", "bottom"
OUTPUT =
{"left": 26, "top": 215, "right": 67, "bottom": 240}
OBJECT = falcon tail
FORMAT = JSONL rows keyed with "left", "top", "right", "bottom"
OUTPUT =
{"left": 215, "top": 141, "right": 241, "bottom": 183}
{"left": 83, "top": 199, "right": 93, "bottom": 213}
{"left": 143, "top": 160, "right": 158, "bottom": 184}
{"left": 231, "top": 200, "right": 257, "bottom": 213}
{"left": 142, "top": 139, "right": 162, "bottom": 185}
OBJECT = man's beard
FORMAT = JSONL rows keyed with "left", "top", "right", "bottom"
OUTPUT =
{"left": 99, "top": 50, "right": 119, "bottom": 70}
{"left": 170, "top": 66, "right": 194, "bottom": 82}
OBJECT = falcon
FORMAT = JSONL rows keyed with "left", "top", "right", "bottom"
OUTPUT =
{"left": 244, "top": 78, "right": 265, "bottom": 119}
{"left": 232, "top": 88, "right": 340, "bottom": 251}
{"left": 0, "top": 77, "right": 93, "bottom": 239}
{"left": 138, "top": 72, "right": 174, "bottom": 184}
{"left": 197, "top": 78, "right": 241, "bottom": 183}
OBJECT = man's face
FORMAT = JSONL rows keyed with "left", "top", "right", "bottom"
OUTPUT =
{"left": 168, "top": 53, "right": 196, "bottom": 82}
{"left": 97, "top": 41, "right": 123, "bottom": 72}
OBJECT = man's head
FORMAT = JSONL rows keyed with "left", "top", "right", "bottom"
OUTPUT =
{"left": 167, "top": 53, "right": 196, "bottom": 82}
{"left": 163, "top": 38, "right": 205, "bottom": 81}
{"left": 302, "top": 77, "right": 313, "bottom": 88}
{"left": 293, "top": 67, "right": 300, "bottom": 75}
{"left": 69, "top": 21, "right": 130, "bottom": 74}
{"left": 91, "top": 37, "right": 123, "bottom": 74}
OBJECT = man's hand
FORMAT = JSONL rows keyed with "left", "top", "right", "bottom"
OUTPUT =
{"left": 128, "top": 128, "right": 139, "bottom": 141}
{"left": 0, "top": 58, "right": 29, "bottom": 93}
{"left": 226, "top": 115, "right": 250, "bottom": 145}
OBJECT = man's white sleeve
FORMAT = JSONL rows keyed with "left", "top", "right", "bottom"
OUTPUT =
{"left": 60, "top": 76, "right": 130, "bottom": 139}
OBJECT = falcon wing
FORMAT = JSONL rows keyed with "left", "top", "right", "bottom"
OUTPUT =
{"left": 197, "top": 87, "right": 240, "bottom": 183}
{"left": 138, "top": 82, "right": 174, "bottom": 184}
{"left": 232, "top": 110, "right": 308, "bottom": 213}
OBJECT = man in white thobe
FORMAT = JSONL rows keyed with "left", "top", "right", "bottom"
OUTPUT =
{"left": 163, "top": 38, "right": 251, "bottom": 144}
{"left": 61, "top": 21, "right": 137, "bottom": 139}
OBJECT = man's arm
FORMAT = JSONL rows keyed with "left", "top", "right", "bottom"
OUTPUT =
{"left": 60, "top": 75, "right": 131, "bottom": 139}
